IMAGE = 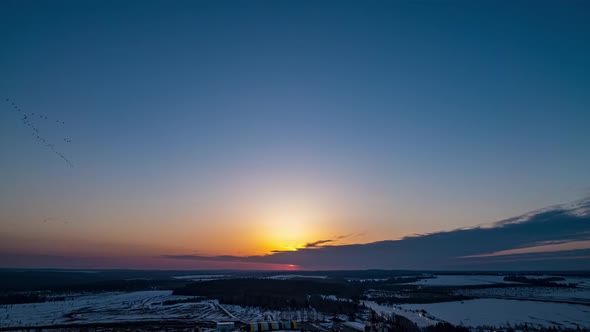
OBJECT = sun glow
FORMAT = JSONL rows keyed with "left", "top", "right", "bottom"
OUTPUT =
{"left": 255, "top": 199, "right": 324, "bottom": 252}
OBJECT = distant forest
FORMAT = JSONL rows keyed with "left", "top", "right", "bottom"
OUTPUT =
{"left": 173, "top": 278, "right": 363, "bottom": 316}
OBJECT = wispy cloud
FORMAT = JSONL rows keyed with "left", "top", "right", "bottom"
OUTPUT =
{"left": 304, "top": 239, "right": 334, "bottom": 248}
{"left": 302, "top": 234, "right": 353, "bottom": 248}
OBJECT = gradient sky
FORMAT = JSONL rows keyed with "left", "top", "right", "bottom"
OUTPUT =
{"left": 1, "top": 1, "right": 589, "bottom": 269}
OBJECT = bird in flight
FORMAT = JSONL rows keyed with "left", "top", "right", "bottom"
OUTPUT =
{"left": 4, "top": 97, "right": 74, "bottom": 167}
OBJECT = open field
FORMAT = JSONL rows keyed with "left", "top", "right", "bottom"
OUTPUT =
{"left": 0, "top": 291, "right": 232, "bottom": 328}
{"left": 399, "top": 299, "right": 590, "bottom": 329}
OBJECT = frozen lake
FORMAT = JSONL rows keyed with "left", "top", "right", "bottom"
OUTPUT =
{"left": 400, "top": 299, "right": 590, "bottom": 329}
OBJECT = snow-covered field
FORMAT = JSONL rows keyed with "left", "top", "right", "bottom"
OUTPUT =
{"left": 347, "top": 278, "right": 391, "bottom": 282}
{"left": 0, "top": 291, "right": 234, "bottom": 328}
{"left": 399, "top": 299, "right": 590, "bottom": 329}
{"left": 343, "top": 321, "right": 366, "bottom": 331}
{"left": 363, "top": 301, "right": 441, "bottom": 328}
{"left": 0, "top": 290, "right": 329, "bottom": 329}
{"left": 402, "top": 275, "right": 519, "bottom": 286}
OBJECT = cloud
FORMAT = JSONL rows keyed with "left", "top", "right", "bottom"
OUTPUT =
{"left": 461, "top": 239, "right": 590, "bottom": 258}
{"left": 304, "top": 239, "right": 334, "bottom": 248}
{"left": 336, "top": 234, "right": 353, "bottom": 240}
{"left": 299, "top": 234, "right": 355, "bottom": 248}
{"left": 164, "top": 197, "right": 590, "bottom": 270}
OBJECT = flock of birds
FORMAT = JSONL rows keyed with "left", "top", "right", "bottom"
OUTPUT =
{"left": 4, "top": 98, "right": 74, "bottom": 167}
{"left": 43, "top": 217, "right": 69, "bottom": 225}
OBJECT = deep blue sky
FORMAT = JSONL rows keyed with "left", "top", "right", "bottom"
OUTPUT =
{"left": 0, "top": 1, "right": 589, "bottom": 268}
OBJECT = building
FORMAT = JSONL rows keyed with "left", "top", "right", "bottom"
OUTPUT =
{"left": 247, "top": 321, "right": 300, "bottom": 332}
{"left": 217, "top": 322, "right": 235, "bottom": 332}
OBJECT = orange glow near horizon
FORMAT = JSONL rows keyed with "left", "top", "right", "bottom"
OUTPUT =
{"left": 243, "top": 196, "right": 328, "bottom": 254}
{"left": 0, "top": 180, "right": 381, "bottom": 270}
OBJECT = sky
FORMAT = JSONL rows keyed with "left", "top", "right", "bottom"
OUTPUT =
{"left": 0, "top": 0, "right": 589, "bottom": 270}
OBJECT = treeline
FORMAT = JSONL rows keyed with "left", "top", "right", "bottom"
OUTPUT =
{"left": 162, "top": 297, "right": 204, "bottom": 306}
{"left": 0, "top": 270, "right": 185, "bottom": 292}
{"left": 0, "top": 279, "right": 178, "bottom": 304}
{"left": 308, "top": 294, "right": 360, "bottom": 317}
{"left": 503, "top": 275, "right": 575, "bottom": 287}
{"left": 367, "top": 284, "right": 472, "bottom": 304}
{"left": 423, "top": 322, "right": 470, "bottom": 332}
{"left": 173, "top": 278, "right": 363, "bottom": 314}
{"left": 386, "top": 277, "right": 431, "bottom": 284}
{"left": 0, "top": 293, "right": 65, "bottom": 305}
{"left": 51, "top": 278, "right": 187, "bottom": 293}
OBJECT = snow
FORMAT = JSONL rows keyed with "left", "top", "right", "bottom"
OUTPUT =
{"left": 343, "top": 321, "right": 366, "bottom": 331}
{"left": 402, "top": 275, "right": 519, "bottom": 286}
{"left": 347, "top": 278, "right": 390, "bottom": 282}
{"left": 399, "top": 299, "right": 590, "bottom": 329}
{"left": 0, "top": 291, "right": 235, "bottom": 328}
{"left": 365, "top": 291, "right": 410, "bottom": 300}
{"left": 204, "top": 303, "right": 324, "bottom": 322}
{"left": 0, "top": 289, "right": 340, "bottom": 329}
{"left": 363, "top": 301, "right": 441, "bottom": 328}
{"left": 320, "top": 295, "right": 353, "bottom": 302}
